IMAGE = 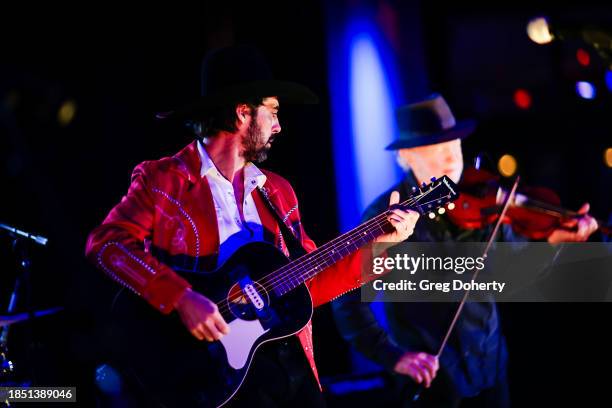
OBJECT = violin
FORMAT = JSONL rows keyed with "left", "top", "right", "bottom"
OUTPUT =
{"left": 446, "top": 166, "right": 611, "bottom": 240}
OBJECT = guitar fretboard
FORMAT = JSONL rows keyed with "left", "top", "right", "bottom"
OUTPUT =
{"left": 264, "top": 176, "right": 457, "bottom": 297}
{"left": 270, "top": 212, "right": 395, "bottom": 296}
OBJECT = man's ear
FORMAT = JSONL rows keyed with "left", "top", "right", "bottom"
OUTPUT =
{"left": 235, "top": 104, "right": 250, "bottom": 124}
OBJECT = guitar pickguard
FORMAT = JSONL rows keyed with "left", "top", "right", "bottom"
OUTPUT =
{"left": 220, "top": 318, "right": 269, "bottom": 370}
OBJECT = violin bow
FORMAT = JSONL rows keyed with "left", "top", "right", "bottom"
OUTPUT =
{"left": 409, "top": 176, "right": 520, "bottom": 401}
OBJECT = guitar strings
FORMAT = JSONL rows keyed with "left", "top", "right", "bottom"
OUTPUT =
{"left": 215, "top": 192, "right": 429, "bottom": 315}
{"left": 217, "top": 189, "right": 448, "bottom": 316}
{"left": 217, "top": 190, "right": 452, "bottom": 317}
{"left": 255, "top": 189, "right": 443, "bottom": 295}
{"left": 256, "top": 194, "right": 450, "bottom": 305}
{"left": 216, "top": 208, "right": 393, "bottom": 316}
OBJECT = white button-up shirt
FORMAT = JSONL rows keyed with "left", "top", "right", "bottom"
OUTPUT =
{"left": 197, "top": 140, "right": 267, "bottom": 268}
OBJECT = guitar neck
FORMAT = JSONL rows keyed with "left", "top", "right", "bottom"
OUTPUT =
{"left": 271, "top": 210, "right": 395, "bottom": 296}
{"left": 265, "top": 175, "right": 459, "bottom": 297}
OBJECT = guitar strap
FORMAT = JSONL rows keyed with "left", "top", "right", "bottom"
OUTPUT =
{"left": 257, "top": 187, "right": 307, "bottom": 260}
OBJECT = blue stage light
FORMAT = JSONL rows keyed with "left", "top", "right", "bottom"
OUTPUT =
{"left": 605, "top": 71, "right": 612, "bottom": 92}
{"left": 327, "top": 17, "right": 404, "bottom": 231}
{"left": 576, "top": 81, "right": 596, "bottom": 99}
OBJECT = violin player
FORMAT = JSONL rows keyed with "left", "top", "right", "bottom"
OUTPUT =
{"left": 331, "top": 93, "right": 599, "bottom": 408}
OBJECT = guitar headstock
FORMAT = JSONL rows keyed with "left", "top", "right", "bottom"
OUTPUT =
{"left": 406, "top": 175, "right": 460, "bottom": 218}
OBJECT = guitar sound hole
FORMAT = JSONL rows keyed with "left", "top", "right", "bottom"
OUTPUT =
{"left": 226, "top": 281, "right": 270, "bottom": 321}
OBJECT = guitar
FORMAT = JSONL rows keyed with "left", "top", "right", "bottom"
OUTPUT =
{"left": 108, "top": 176, "right": 459, "bottom": 407}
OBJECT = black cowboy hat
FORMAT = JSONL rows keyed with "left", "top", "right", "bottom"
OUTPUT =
{"left": 385, "top": 93, "right": 476, "bottom": 150}
{"left": 156, "top": 45, "right": 318, "bottom": 120}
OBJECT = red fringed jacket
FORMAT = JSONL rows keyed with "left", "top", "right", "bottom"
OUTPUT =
{"left": 85, "top": 141, "right": 369, "bottom": 384}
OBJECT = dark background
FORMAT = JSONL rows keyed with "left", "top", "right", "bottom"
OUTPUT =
{"left": 1, "top": 0, "right": 611, "bottom": 406}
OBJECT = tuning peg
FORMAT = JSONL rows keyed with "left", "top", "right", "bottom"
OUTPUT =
{"left": 412, "top": 186, "right": 417, "bottom": 193}
{"left": 428, "top": 212, "right": 436, "bottom": 219}
{"left": 447, "top": 202, "right": 455, "bottom": 210}
{"left": 430, "top": 177, "right": 437, "bottom": 182}
{"left": 437, "top": 207, "right": 446, "bottom": 215}
{"left": 421, "top": 182, "right": 427, "bottom": 188}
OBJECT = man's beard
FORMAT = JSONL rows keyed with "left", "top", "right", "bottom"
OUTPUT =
{"left": 241, "top": 116, "right": 272, "bottom": 163}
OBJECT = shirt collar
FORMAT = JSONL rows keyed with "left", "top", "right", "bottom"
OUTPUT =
{"left": 197, "top": 140, "right": 267, "bottom": 188}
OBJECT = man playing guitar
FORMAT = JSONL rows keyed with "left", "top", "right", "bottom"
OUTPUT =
{"left": 85, "top": 45, "right": 421, "bottom": 407}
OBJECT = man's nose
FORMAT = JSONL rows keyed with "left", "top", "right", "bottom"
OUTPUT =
{"left": 272, "top": 120, "right": 281, "bottom": 134}
{"left": 442, "top": 148, "right": 457, "bottom": 163}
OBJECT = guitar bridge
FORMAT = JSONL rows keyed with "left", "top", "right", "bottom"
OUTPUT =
{"left": 238, "top": 276, "right": 265, "bottom": 311}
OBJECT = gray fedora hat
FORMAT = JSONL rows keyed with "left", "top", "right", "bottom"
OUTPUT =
{"left": 385, "top": 93, "right": 476, "bottom": 150}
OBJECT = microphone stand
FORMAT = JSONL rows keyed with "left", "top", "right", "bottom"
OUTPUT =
{"left": 0, "top": 223, "right": 48, "bottom": 385}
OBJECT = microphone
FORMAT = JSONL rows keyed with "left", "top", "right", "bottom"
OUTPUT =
{"left": 0, "top": 223, "right": 48, "bottom": 246}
